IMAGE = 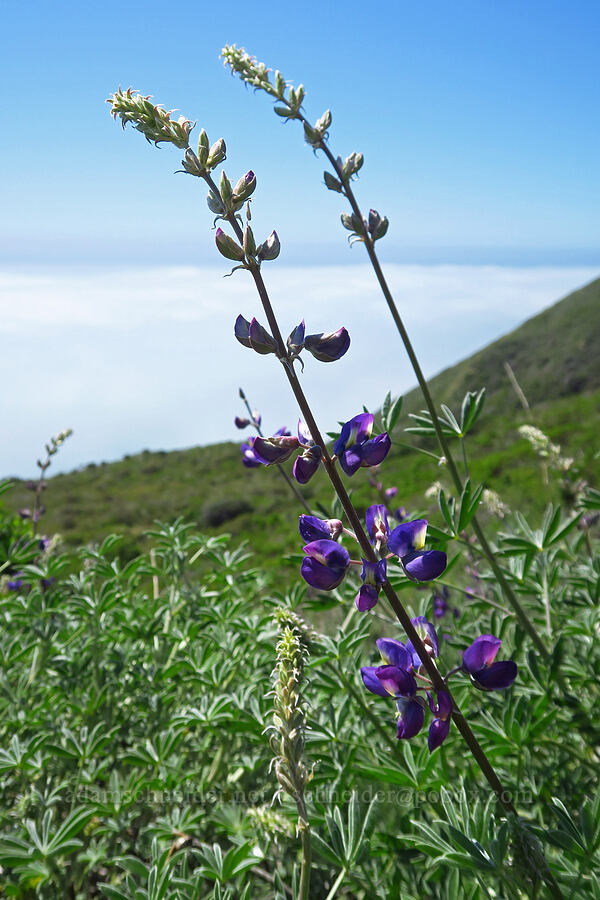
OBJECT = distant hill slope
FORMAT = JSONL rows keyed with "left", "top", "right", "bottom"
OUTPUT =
{"left": 403, "top": 276, "right": 600, "bottom": 415}
{"left": 6, "top": 276, "right": 599, "bottom": 563}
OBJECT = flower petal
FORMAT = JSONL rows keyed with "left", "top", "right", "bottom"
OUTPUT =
{"left": 360, "top": 432, "right": 391, "bottom": 468}
{"left": 299, "top": 515, "right": 332, "bottom": 542}
{"left": 463, "top": 635, "right": 502, "bottom": 673}
{"left": 396, "top": 698, "right": 425, "bottom": 739}
{"left": 356, "top": 583, "right": 379, "bottom": 611}
{"left": 301, "top": 556, "right": 346, "bottom": 590}
{"left": 375, "top": 665, "right": 417, "bottom": 698}
{"left": 472, "top": 660, "right": 518, "bottom": 691}
{"left": 361, "top": 666, "right": 389, "bottom": 698}
{"left": 428, "top": 716, "right": 451, "bottom": 752}
{"left": 404, "top": 550, "right": 447, "bottom": 582}
{"left": 376, "top": 638, "right": 412, "bottom": 671}
{"left": 388, "top": 520, "right": 428, "bottom": 558}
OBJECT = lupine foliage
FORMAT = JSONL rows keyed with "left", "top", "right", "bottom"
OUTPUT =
{"left": 0, "top": 478, "right": 599, "bottom": 897}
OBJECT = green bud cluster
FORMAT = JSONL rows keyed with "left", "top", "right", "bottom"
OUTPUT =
{"left": 341, "top": 151, "right": 364, "bottom": 180}
{"left": 246, "top": 804, "right": 294, "bottom": 840}
{"left": 222, "top": 45, "right": 304, "bottom": 121}
{"left": 181, "top": 130, "right": 227, "bottom": 178}
{"left": 38, "top": 428, "right": 73, "bottom": 471}
{"left": 341, "top": 207, "right": 389, "bottom": 245}
{"left": 269, "top": 622, "right": 311, "bottom": 810}
{"left": 304, "top": 109, "right": 332, "bottom": 147}
{"left": 108, "top": 88, "right": 193, "bottom": 149}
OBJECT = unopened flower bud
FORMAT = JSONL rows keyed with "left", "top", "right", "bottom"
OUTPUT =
{"left": 303, "top": 122, "right": 319, "bottom": 144}
{"left": 253, "top": 435, "right": 300, "bottom": 464}
{"left": 233, "top": 170, "right": 257, "bottom": 202}
{"left": 249, "top": 318, "right": 278, "bottom": 354}
{"left": 342, "top": 151, "right": 364, "bottom": 180}
{"left": 234, "top": 416, "right": 250, "bottom": 429}
{"left": 293, "top": 445, "right": 322, "bottom": 484}
{"left": 257, "top": 230, "right": 280, "bottom": 262}
{"left": 287, "top": 321, "right": 305, "bottom": 355}
{"left": 275, "top": 70, "right": 286, "bottom": 98}
{"left": 368, "top": 209, "right": 382, "bottom": 235}
{"left": 243, "top": 224, "right": 256, "bottom": 256}
{"left": 207, "top": 138, "right": 226, "bottom": 168}
{"left": 373, "top": 216, "right": 388, "bottom": 240}
{"left": 215, "top": 227, "right": 245, "bottom": 261}
{"left": 220, "top": 171, "right": 233, "bottom": 207}
{"left": 315, "top": 109, "right": 332, "bottom": 132}
{"left": 206, "top": 190, "right": 224, "bottom": 215}
{"left": 304, "top": 327, "right": 350, "bottom": 362}
{"left": 181, "top": 148, "right": 203, "bottom": 176}
{"left": 197, "top": 129, "right": 210, "bottom": 166}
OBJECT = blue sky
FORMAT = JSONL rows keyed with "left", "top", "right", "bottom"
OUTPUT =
{"left": 2, "top": 0, "right": 599, "bottom": 475}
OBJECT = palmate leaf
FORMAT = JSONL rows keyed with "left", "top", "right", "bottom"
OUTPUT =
{"left": 312, "top": 791, "right": 378, "bottom": 872}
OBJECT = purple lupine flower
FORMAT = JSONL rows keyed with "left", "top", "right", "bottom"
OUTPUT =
{"left": 7, "top": 578, "right": 23, "bottom": 591}
{"left": 396, "top": 697, "right": 426, "bottom": 739}
{"left": 365, "top": 504, "right": 389, "bottom": 553}
{"left": 427, "top": 690, "right": 452, "bottom": 752}
{"left": 297, "top": 420, "right": 315, "bottom": 446}
{"left": 293, "top": 445, "right": 322, "bottom": 484}
{"left": 241, "top": 438, "right": 261, "bottom": 468}
{"left": 38, "top": 537, "right": 51, "bottom": 552}
{"left": 376, "top": 637, "right": 414, "bottom": 671}
{"left": 333, "top": 413, "right": 391, "bottom": 477}
{"left": 394, "top": 506, "right": 407, "bottom": 523}
{"left": 388, "top": 519, "right": 447, "bottom": 582}
{"left": 252, "top": 434, "right": 300, "bottom": 465}
{"left": 235, "top": 416, "right": 251, "bottom": 429}
{"left": 462, "top": 635, "right": 518, "bottom": 691}
{"left": 234, "top": 315, "right": 278, "bottom": 355}
{"left": 361, "top": 663, "right": 417, "bottom": 699}
{"left": 406, "top": 616, "right": 439, "bottom": 669}
{"left": 384, "top": 486, "right": 398, "bottom": 504}
{"left": 292, "top": 420, "right": 322, "bottom": 483}
{"left": 301, "top": 540, "right": 350, "bottom": 590}
{"left": 299, "top": 515, "right": 343, "bottom": 543}
{"left": 287, "top": 321, "right": 305, "bottom": 356}
{"left": 41, "top": 577, "right": 56, "bottom": 589}
{"left": 361, "top": 639, "right": 427, "bottom": 741}
{"left": 252, "top": 409, "right": 262, "bottom": 428}
{"left": 18, "top": 508, "right": 32, "bottom": 519}
{"left": 356, "top": 558, "right": 387, "bottom": 611}
{"left": 304, "top": 327, "right": 350, "bottom": 362}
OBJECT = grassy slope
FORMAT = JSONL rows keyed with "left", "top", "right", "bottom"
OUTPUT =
{"left": 403, "top": 276, "right": 600, "bottom": 416}
{"left": 7, "top": 278, "right": 600, "bottom": 567}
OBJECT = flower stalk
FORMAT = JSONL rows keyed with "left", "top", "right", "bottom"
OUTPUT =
{"left": 219, "top": 49, "right": 582, "bottom": 706}
{"left": 270, "top": 617, "right": 312, "bottom": 900}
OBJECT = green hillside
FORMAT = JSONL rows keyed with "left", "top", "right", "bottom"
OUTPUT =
{"left": 7, "top": 277, "right": 600, "bottom": 565}
{"left": 404, "top": 276, "right": 600, "bottom": 415}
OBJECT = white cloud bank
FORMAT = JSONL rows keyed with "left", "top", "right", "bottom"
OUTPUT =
{"left": 2, "top": 263, "right": 596, "bottom": 477}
